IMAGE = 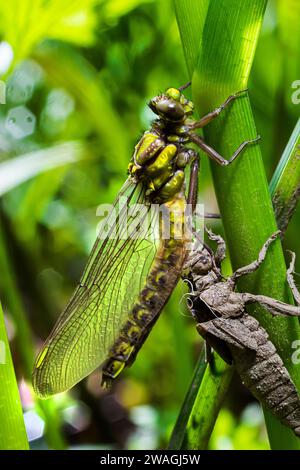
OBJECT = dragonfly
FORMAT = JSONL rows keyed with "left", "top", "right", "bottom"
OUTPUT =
{"left": 33, "top": 83, "right": 259, "bottom": 397}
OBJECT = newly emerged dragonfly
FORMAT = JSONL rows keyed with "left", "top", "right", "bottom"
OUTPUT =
{"left": 33, "top": 84, "right": 259, "bottom": 397}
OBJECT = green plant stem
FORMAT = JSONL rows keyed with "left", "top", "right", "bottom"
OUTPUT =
{"left": 174, "top": 0, "right": 300, "bottom": 450}
{"left": 181, "top": 355, "right": 233, "bottom": 450}
{"left": 174, "top": 0, "right": 209, "bottom": 77}
{"left": 270, "top": 119, "right": 300, "bottom": 235}
{"left": 0, "top": 301, "right": 29, "bottom": 449}
{"left": 168, "top": 348, "right": 207, "bottom": 449}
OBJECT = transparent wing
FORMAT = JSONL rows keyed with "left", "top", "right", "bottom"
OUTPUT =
{"left": 33, "top": 178, "right": 160, "bottom": 396}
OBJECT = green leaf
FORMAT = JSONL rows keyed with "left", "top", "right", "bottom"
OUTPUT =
{"left": 100, "top": 0, "right": 154, "bottom": 22}
{"left": 277, "top": 0, "right": 300, "bottom": 121}
{"left": 0, "top": 0, "right": 97, "bottom": 68}
{"left": 0, "top": 301, "right": 29, "bottom": 450}
{"left": 174, "top": 0, "right": 209, "bottom": 76}
{"left": 270, "top": 119, "right": 300, "bottom": 234}
{"left": 0, "top": 141, "right": 87, "bottom": 196}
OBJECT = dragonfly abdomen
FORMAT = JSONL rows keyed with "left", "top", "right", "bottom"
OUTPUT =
{"left": 101, "top": 193, "right": 189, "bottom": 387}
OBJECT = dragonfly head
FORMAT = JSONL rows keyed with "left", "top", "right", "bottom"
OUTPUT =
{"left": 149, "top": 87, "right": 194, "bottom": 122}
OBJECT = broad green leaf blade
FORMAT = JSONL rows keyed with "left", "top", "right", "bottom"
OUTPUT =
{"left": 0, "top": 302, "right": 29, "bottom": 450}
{"left": 270, "top": 119, "right": 300, "bottom": 234}
{"left": 0, "top": 141, "right": 87, "bottom": 196}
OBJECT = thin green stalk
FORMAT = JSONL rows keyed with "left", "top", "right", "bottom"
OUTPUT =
{"left": 270, "top": 119, "right": 300, "bottom": 234}
{"left": 181, "top": 355, "right": 233, "bottom": 450}
{"left": 168, "top": 348, "right": 207, "bottom": 449}
{"left": 0, "top": 301, "right": 29, "bottom": 449}
{"left": 174, "top": 0, "right": 300, "bottom": 450}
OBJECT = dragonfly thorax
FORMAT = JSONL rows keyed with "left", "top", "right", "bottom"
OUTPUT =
{"left": 128, "top": 89, "right": 197, "bottom": 204}
{"left": 129, "top": 129, "right": 197, "bottom": 203}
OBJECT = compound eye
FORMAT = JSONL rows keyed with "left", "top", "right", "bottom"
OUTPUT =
{"left": 155, "top": 99, "right": 185, "bottom": 120}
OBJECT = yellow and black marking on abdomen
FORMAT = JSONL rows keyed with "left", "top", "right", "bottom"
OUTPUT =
{"left": 102, "top": 192, "right": 189, "bottom": 386}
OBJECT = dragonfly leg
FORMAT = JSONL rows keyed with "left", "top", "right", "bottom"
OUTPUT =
{"left": 187, "top": 151, "right": 200, "bottom": 212}
{"left": 205, "top": 227, "right": 227, "bottom": 266}
{"left": 242, "top": 292, "right": 300, "bottom": 318}
{"left": 189, "top": 133, "right": 260, "bottom": 167}
{"left": 178, "top": 81, "right": 191, "bottom": 91}
{"left": 286, "top": 251, "right": 300, "bottom": 305}
{"left": 190, "top": 89, "right": 248, "bottom": 129}
{"left": 204, "top": 212, "right": 221, "bottom": 219}
{"left": 229, "top": 231, "right": 281, "bottom": 284}
{"left": 241, "top": 250, "right": 300, "bottom": 317}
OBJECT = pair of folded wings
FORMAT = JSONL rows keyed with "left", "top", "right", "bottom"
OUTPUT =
{"left": 33, "top": 179, "right": 164, "bottom": 397}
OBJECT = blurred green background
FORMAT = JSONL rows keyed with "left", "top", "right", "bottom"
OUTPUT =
{"left": 0, "top": 0, "right": 299, "bottom": 450}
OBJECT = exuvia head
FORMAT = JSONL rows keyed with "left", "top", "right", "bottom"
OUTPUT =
{"left": 190, "top": 249, "right": 214, "bottom": 275}
{"left": 149, "top": 84, "right": 194, "bottom": 122}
